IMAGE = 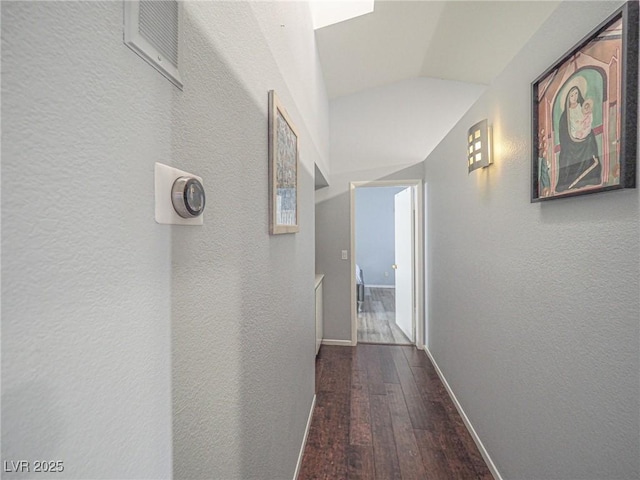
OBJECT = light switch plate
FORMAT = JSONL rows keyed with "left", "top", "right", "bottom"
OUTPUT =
{"left": 155, "top": 163, "right": 204, "bottom": 225}
{"left": 341, "top": 250, "right": 348, "bottom": 260}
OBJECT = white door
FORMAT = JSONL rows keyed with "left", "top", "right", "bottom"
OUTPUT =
{"left": 394, "top": 187, "right": 414, "bottom": 342}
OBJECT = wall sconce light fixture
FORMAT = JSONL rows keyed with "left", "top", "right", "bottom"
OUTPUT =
{"left": 467, "top": 119, "right": 492, "bottom": 173}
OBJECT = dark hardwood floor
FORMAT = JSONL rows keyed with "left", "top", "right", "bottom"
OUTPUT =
{"left": 298, "top": 344, "right": 493, "bottom": 480}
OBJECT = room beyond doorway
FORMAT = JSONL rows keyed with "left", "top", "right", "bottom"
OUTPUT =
{"left": 350, "top": 180, "right": 424, "bottom": 348}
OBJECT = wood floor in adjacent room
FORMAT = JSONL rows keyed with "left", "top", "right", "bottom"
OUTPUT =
{"left": 358, "top": 287, "right": 411, "bottom": 345}
{"left": 298, "top": 344, "right": 493, "bottom": 480}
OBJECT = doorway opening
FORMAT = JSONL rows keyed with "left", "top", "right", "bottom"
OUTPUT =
{"left": 349, "top": 180, "right": 424, "bottom": 348}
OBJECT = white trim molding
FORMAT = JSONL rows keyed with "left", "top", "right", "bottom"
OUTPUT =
{"left": 321, "top": 339, "right": 354, "bottom": 347}
{"left": 423, "top": 347, "right": 503, "bottom": 480}
{"left": 350, "top": 180, "right": 425, "bottom": 350}
{"left": 293, "top": 394, "right": 316, "bottom": 480}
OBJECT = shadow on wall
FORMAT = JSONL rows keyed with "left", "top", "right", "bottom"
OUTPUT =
{"left": 315, "top": 162, "right": 425, "bottom": 342}
{"left": 170, "top": 4, "right": 317, "bottom": 480}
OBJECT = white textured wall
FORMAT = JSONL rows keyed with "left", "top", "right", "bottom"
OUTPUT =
{"left": 2, "top": 1, "right": 327, "bottom": 479}
{"left": 249, "top": 1, "right": 330, "bottom": 181}
{"left": 2, "top": 3, "right": 173, "bottom": 478}
{"left": 424, "top": 2, "right": 639, "bottom": 479}
{"left": 317, "top": 77, "right": 483, "bottom": 341}
{"left": 171, "top": 2, "right": 325, "bottom": 478}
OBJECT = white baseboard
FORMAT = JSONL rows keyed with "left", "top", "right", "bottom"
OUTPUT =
{"left": 365, "top": 284, "right": 395, "bottom": 289}
{"left": 293, "top": 394, "right": 316, "bottom": 480}
{"left": 423, "top": 347, "right": 503, "bottom": 480}
{"left": 321, "top": 339, "right": 353, "bottom": 347}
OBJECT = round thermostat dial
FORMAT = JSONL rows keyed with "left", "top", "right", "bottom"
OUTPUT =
{"left": 171, "top": 176, "right": 206, "bottom": 218}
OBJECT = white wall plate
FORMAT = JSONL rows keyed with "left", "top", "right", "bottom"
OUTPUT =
{"left": 155, "top": 163, "right": 204, "bottom": 225}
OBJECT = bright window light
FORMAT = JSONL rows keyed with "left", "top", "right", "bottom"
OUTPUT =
{"left": 310, "top": 0, "right": 374, "bottom": 30}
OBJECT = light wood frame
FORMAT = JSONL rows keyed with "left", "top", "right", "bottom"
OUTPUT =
{"left": 268, "top": 90, "right": 300, "bottom": 234}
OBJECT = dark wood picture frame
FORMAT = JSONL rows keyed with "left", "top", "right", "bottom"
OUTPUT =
{"left": 531, "top": 1, "right": 638, "bottom": 202}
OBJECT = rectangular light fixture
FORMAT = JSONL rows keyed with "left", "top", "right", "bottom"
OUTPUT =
{"left": 468, "top": 119, "right": 492, "bottom": 173}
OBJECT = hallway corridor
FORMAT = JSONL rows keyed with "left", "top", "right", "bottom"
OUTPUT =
{"left": 298, "top": 344, "right": 493, "bottom": 479}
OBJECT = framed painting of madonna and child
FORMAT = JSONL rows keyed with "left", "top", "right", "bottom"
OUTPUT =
{"left": 531, "top": 1, "right": 638, "bottom": 202}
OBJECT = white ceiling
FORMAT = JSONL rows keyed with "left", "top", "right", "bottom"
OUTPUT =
{"left": 315, "top": 1, "right": 560, "bottom": 99}
{"left": 310, "top": 0, "right": 375, "bottom": 29}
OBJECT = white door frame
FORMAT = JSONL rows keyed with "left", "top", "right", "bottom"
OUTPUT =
{"left": 349, "top": 179, "right": 424, "bottom": 348}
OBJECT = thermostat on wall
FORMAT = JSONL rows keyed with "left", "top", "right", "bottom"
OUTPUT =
{"left": 155, "top": 163, "right": 205, "bottom": 225}
{"left": 172, "top": 176, "right": 205, "bottom": 218}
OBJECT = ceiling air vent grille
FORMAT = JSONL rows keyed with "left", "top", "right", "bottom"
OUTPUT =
{"left": 124, "top": 0, "right": 183, "bottom": 89}
{"left": 139, "top": 1, "right": 178, "bottom": 66}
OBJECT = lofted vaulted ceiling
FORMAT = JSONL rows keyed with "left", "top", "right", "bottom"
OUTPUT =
{"left": 315, "top": 1, "right": 560, "bottom": 99}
